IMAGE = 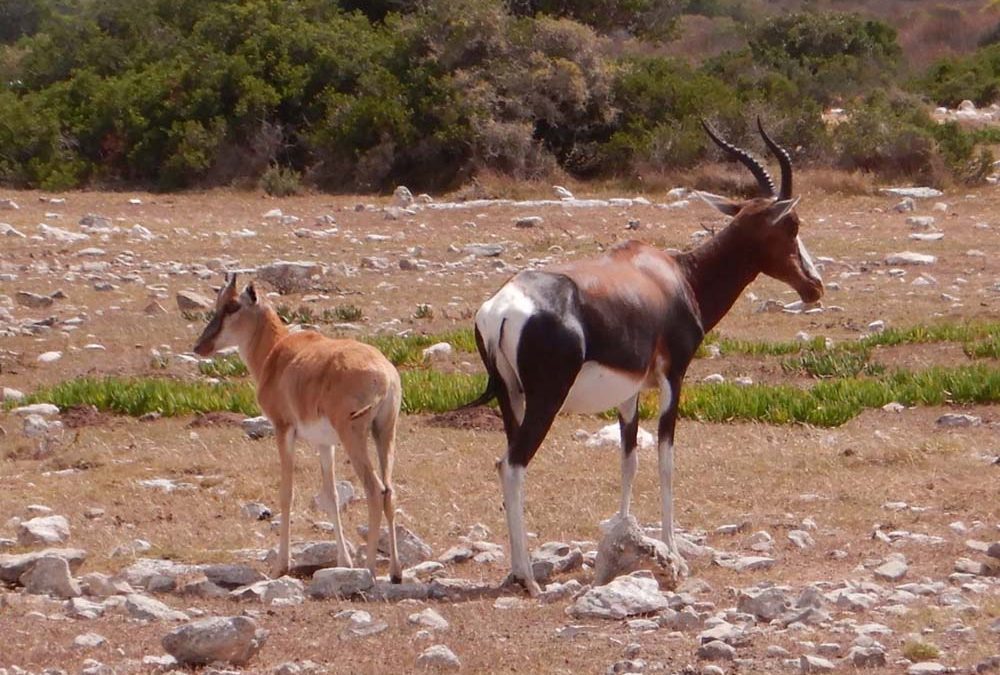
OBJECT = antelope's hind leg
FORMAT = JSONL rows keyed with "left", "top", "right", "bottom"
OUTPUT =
{"left": 273, "top": 426, "right": 297, "bottom": 578}
{"left": 316, "top": 441, "right": 355, "bottom": 569}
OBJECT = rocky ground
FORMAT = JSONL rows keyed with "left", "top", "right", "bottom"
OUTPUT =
{"left": 0, "top": 180, "right": 998, "bottom": 674}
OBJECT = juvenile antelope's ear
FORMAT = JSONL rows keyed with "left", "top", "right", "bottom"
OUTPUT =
{"left": 240, "top": 283, "right": 259, "bottom": 305}
{"left": 694, "top": 191, "right": 742, "bottom": 217}
{"left": 766, "top": 196, "right": 800, "bottom": 225}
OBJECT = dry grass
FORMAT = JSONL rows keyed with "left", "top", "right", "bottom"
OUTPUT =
{"left": 0, "top": 180, "right": 998, "bottom": 672}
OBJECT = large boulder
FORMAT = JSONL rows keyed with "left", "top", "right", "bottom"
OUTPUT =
{"left": 593, "top": 516, "right": 681, "bottom": 589}
{"left": 162, "top": 616, "right": 268, "bottom": 667}
{"left": 20, "top": 555, "right": 81, "bottom": 598}
{"left": 307, "top": 567, "right": 373, "bottom": 599}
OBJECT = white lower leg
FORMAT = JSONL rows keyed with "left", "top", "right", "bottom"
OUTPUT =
{"left": 500, "top": 459, "right": 538, "bottom": 593}
{"left": 619, "top": 449, "right": 638, "bottom": 520}
{"left": 318, "top": 444, "right": 353, "bottom": 567}
{"left": 657, "top": 439, "right": 676, "bottom": 550}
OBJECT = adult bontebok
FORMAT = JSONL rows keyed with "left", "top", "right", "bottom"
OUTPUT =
{"left": 193, "top": 273, "right": 403, "bottom": 583}
{"left": 470, "top": 118, "right": 824, "bottom": 595}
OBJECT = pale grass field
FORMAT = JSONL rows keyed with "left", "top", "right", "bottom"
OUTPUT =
{"left": 0, "top": 180, "right": 998, "bottom": 672}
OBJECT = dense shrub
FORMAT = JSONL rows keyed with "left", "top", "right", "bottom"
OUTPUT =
{"left": 917, "top": 44, "right": 1000, "bottom": 106}
{"left": 0, "top": 1, "right": 992, "bottom": 190}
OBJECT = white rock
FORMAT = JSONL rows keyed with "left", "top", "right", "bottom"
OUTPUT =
{"left": 393, "top": 186, "right": 414, "bottom": 207}
{"left": 567, "top": 573, "right": 669, "bottom": 620}
{"left": 125, "top": 593, "right": 189, "bottom": 621}
{"left": 885, "top": 252, "right": 936, "bottom": 266}
{"left": 936, "top": 413, "right": 981, "bottom": 428}
{"left": 415, "top": 644, "right": 461, "bottom": 670}
{"left": 230, "top": 577, "right": 305, "bottom": 605}
{"left": 11, "top": 403, "right": 60, "bottom": 416}
{"left": 2, "top": 387, "right": 25, "bottom": 403}
{"left": 162, "top": 616, "right": 268, "bottom": 666}
{"left": 17, "top": 515, "right": 70, "bottom": 546}
{"left": 583, "top": 422, "right": 654, "bottom": 451}
{"left": 73, "top": 632, "right": 108, "bottom": 649}
{"left": 422, "top": 342, "right": 453, "bottom": 360}
{"left": 906, "top": 216, "right": 936, "bottom": 229}
{"left": 737, "top": 586, "right": 789, "bottom": 621}
{"left": 255, "top": 261, "right": 325, "bottom": 294}
{"left": 553, "top": 185, "right": 574, "bottom": 199}
{"left": 36, "top": 351, "right": 63, "bottom": 364}
{"left": 799, "top": 654, "right": 836, "bottom": 672}
{"left": 408, "top": 607, "right": 450, "bottom": 631}
{"left": 907, "top": 664, "right": 946, "bottom": 675}
{"left": 788, "top": 530, "right": 815, "bottom": 549}
{"left": 874, "top": 554, "right": 908, "bottom": 581}
{"left": 880, "top": 187, "right": 943, "bottom": 199}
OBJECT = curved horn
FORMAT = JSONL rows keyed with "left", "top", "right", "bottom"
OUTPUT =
{"left": 757, "top": 116, "right": 792, "bottom": 200}
{"left": 701, "top": 119, "right": 775, "bottom": 198}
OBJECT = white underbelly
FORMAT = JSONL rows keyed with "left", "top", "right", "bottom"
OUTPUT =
{"left": 296, "top": 418, "right": 340, "bottom": 447}
{"left": 561, "top": 362, "right": 644, "bottom": 414}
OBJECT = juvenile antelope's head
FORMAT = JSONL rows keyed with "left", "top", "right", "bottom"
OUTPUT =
{"left": 192, "top": 272, "right": 262, "bottom": 356}
{"left": 696, "top": 118, "right": 824, "bottom": 304}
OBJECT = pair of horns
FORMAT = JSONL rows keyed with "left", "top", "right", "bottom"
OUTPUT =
{"left": 702, "top": 117, "right": 793, "bottom": 200}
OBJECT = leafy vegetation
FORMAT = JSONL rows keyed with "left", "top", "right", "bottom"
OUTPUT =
{"left": 19, "top": 362, "right": 999, "bottom": 425}
{"left": 0, "top": 0, "right": 995, "bottom": 191}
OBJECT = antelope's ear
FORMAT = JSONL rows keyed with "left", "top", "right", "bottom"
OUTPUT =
{"left": 694, "top": 191, "right": 742, "bottom": 217}
{"left": 240, "top": 283, "right": 259, "bottom": 305}
{"left": 766, "top": 196, "right": 800, "bottom": 225}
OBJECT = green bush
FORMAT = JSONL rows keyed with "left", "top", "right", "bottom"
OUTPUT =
{"left": 917, "top": 44, "right": 1000, "bottom": 107}
{"left": 259, "top": 164, "right": 302, "bottom": 197}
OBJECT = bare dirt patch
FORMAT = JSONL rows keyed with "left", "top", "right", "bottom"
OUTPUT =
{"left": 423, "top": 407, "right": 505, "bottom": 432}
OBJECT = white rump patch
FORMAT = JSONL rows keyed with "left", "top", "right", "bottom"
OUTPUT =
{"left": 561, "top": 362, "right": 644, "bottom": 414}
{"left": 296, "top": 417, "right": 340, "bottom": 448}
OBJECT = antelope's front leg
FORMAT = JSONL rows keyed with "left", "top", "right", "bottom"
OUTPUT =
{"left": 617, "top": 395, "right": 640, "bottom": 521}
{"left": 657, "top": 380, "right": 689, "bottom": 577}
{"left": 273, "top": 427, "right": 296, "bottom": 578}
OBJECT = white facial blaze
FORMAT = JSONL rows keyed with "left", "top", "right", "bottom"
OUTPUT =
{"left": 796, "top": 236, "right": 821, "bottom": 284}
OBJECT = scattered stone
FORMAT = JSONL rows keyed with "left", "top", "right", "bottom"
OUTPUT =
{"left": 356, "top": 524, "right": 432, "bottom": 568}
{"left": 12, "top": 403, "right": 60, "bottom": 417}
{"left": 514, "top": 216, "right": 543, "bottom": 228}
{"left": 847, "top": 645, "right": 886, "bottom": 668}
{"left": 230, "top": 577, "right": 305, "bottom": 605}
{"left": 392, "top": 186, "right": 414, "bottom": 207}
{"left": 799, "top": 655, "right": 836, "bottom": 672}
{"left": 463, "top": 243, "right": 505, "bottom": 257}
{"left": 15, "top": 291, "right": 54, "bottom": 309}
{"left": 885, "top": 251, "right": 937, "bottom": 266}
{"left": 428, "top": 577, "right": 501, "bottom": 602}
{"left": 0, "top": 548, "right": 87, "bottom": 583}
{"left": 415, "top": 644, "right": 461, "bottom": 670}
{"left": 256, "top": 261, "right": 324, "bottom": 294}
{"left": 408, "top": 607, "right": 450, "bottom": 631}
{"left": 265, "top": 541, "right": 357, "bottom": 576}
{"left": 906, "top": 216, "right": 936, "bottom": 229}
{"left": 936, "top": 413, "right": 981, "bottom": 428}
{"left": 737, "top": 586, "right": 790, "bottom": 621}
{"left": 2, "top": 387, "right": 25, "bottom": 403}
{"left": 176, "top": 291, "right": 214, "bottom": 312}
{"left": 697, "top": 640, "right": 735, "bottom": 661}
{"left": 788, "top": 530, "right": 815, "bottom": 549}
{"left": 713, "top": 554, "right": 775, "bottom": 572}
{"left": 881, "top": 187, "right": 943, "bottom": 199}
{"left": 567, "top": 573, "right": 669, "bottom": 620}
{"left": 80, "top": 572, "right": 133, "bottom": 598}
{"left": 531, "top": 541, "right": 585, "bottom": 583}
{"left": 907, "top": 664, "right": 947, "bottom": 675}
{"left": 308, "top": 567, "right": 373, "bottom": 599}
{"left": 422, "top": 342, "right": 453, "bottom": 360}
{"left": 73, "top": 633, "right": 108, "bottom": 649}
{"left": 241, "top": 501, "right": 272, "bottom": 521}
{"left": 894, "top": 198, "right": 915, "bottom": 213}
{"left": 594, "top": 515, "right": 681, "bottom": 588}
{"left": 17, "top": 515, "right": 70, "bottom": 546}
{"left": 874, "top": 554, "right": 908, "bottom": 581}
{"left": 339, "top": 611, "right": 388, "bottom": 639}
{"left": 125, "top": 593, "right": 189, "bottom": 621}
{"left": 20, "top": 555, "right": 81, "bottom": 598}
{"left": 242, "top": 416, "right": 275, "bottom": 439}
{"left": 36, "top": 351, "right": 63, "bottom": 364}
{"left": 162, "top": 616, "right": 268, "bottom": 667}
